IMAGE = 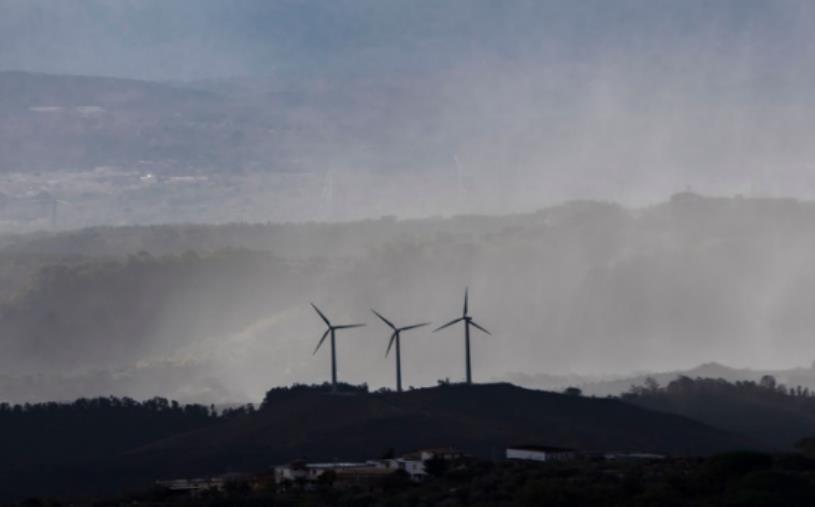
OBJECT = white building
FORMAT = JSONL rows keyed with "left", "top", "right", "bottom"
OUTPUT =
{"left": 602, "top": 452, "right": 665, "bottom": 461}
{"left": 274, "top": 447, "right": 463, "bottom": 485}
{"left": 156, "top": 477, "right": 227, "bottom": 495}
{"left": 274, "top": 461, "right": 366, "bottom": 483}
{"left": 372, "top": 457, "right": 426, "bottom": 479}
{"left": 156, "top": 473, "right": 252, "bottom": 495}
{"left": 506, "top": 445, "right": 577, "bottom": 462}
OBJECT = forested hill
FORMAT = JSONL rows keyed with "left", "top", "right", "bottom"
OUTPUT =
{"left": 0, "top": 383, "right": 754, "bottom": 501}
{"left": 0, "top": 396, "right": 230, "bottom": 500}
{"left": 134, "top": 383, "right": 752, "bottom": 463}
{"left": 3, "top": 380, "right": 815, "bottom": 500}
{"left": 0, "top": 397, "right": 228, "bottom": 468}
{"left": 623, "top": 376, "right": 815, "bottom": 450}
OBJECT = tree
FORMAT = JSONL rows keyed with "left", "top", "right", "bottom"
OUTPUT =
{"left": 760, "top": 375, "right": 777, "bottom": 391}
{"left": 795, "top": 438, "right": 815, "bottom": 458}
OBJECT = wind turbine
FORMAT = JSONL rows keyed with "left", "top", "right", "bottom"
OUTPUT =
{"left": 434, "top": 288, "right": 491, "bottom": 384}
{"left": 372, "top": 310, "right": 430, "bottom": 393}
{"left": 311, "top": 303, "right": 365, "bottom": 391}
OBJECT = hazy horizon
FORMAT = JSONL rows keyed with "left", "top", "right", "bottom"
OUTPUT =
{"left": 2, "top": 1, "right": 815, "bottom": 226}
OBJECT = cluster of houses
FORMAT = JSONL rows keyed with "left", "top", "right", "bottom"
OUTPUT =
{"left": 273, "top": 447, "right": 463, "bottom": 485}
{"left": 157, "top": 447, "right": 463, "bottom": 495}
{"left": 157, "top": 445, "right": 665, "bottom": 496}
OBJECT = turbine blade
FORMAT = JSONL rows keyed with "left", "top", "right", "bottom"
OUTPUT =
{"left": 434, "top": 317, "right": 464, "bottom": 332}
{"left": 313, "top": 329, "right": 330, "bottom": 355}
{"left": 400, "top": 322, "right": 431, "bottom": 332}
{"left": 311, "top": 303, "right": 331, "bottom": 326}
{"left": 464, "top": 288, "right": 469, "bottom": 316}
{"left": 371, "top": 309, "right": 397, "bottom": 330}
{"left": 386, "top": 332, "right": 397, "bottom": 357}
{"left": 334, "top": 323, "right": 366, "bottom": 330}
{"left": 470, "top": 320, "right": 491, "bottom": 335}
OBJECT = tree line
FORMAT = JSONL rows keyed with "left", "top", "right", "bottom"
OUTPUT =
{"left": 0, "top": 396, "right": 254, "bottom": 467}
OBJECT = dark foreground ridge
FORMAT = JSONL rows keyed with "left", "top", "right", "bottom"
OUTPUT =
{"left": 0, "top": 382, "right": 754, "bottom": 501}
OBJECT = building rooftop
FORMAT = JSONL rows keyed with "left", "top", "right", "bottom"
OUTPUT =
{"left": 304, "top": 462, "right": 370, "bottom": 469}
{"left": 508, "top": 445, "right": 576, "bottom": 453}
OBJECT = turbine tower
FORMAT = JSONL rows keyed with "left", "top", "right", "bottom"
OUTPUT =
{"left": 311, "top": 303, "right": 365, "bottom": 391}
{"left": 372, "top": 310, "right": 430, "bottom": 393}
{"left": 434, "top": 288, "right": 490, "bottom": 384}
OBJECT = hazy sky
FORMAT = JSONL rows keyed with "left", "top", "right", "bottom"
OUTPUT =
{"left": 3, "top": 0, "right": 815, "bottom": 210}
{"left": 1, "top": 1, "right": 813, "bottom": 83}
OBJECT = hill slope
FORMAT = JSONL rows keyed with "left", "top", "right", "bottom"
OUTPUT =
{"left": 0, "top": 383, "right": 756, "bottom": 500}
{"left": 131, "top": 384, "right": 753, "bottom": 470}
{"left": 622, "top": 376, "right": 815, "bottom": 450}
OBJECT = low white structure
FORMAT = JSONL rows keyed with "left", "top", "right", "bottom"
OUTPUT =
{"left": 373, "top": 457, "right": 426, "bottom": 479}
{"left": 506, "top": 445, "right": 577, "bottom": 462}
{"left": 275, "top": 447, "right": 463, "bottom": 485}
{"left": 156, "top": 473, "right": 251, "bottom": 495}
{"left": 156, "top": 478, "right": 226, "bottom": 494}
{"left": 603, "top": 452, "right": 665, "bottom": 461}
{"left": 274, "top": 461, "right": 374, "bottom": 483}
{"left": 395, "top": 458, "right": 426, "bottom": 478}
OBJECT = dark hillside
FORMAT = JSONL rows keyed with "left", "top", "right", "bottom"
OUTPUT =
{"left": 623, "top": 376, "right": 815, "bottom": 450}
{"left": 0, "top": 397, "right": 218, "bottom": 467}
{"left": 0, "top": 396, "right": 224, "bottom": 500}
{"left": 0, "top": 383, "right": 754, "bottom": 500}
{"left": 130, "top": 383, "right": 752, "bottom": 474}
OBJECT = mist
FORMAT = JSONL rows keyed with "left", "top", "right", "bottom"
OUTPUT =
{"left": 2, "top": 1, "right": 815, "bottom": 404}
{"left": 3, "top": 1, "right": 815, "bottom": 220}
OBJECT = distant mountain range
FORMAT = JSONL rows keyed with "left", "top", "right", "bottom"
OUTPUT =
{"left": 0, "top": 69, "right": 473, "bottom": 226}
{"left": 504, "top": 361, "right": 815, "bottom": 397}
{"left": 0, "top": 69, "right": 449, "bottom": 175}
{"left": 0, "top": 70, "right": 297, "bottom": 173}
{"left": 5, "top": 1, "right": 815, "bottom": 226}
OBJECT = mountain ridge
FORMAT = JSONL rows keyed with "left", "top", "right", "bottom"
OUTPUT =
{"left": 506, "top": 361, "right": 815, "bottom": 397}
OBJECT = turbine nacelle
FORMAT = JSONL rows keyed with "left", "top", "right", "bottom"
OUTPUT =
{"left": 434, "top": 288, "right": 490, "bottom": 335}
{"left": 311, "top": 303, "right": 366, "bottom": 354}
{"left": 372, "top": 309, "right": 429, "bottom": 357}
